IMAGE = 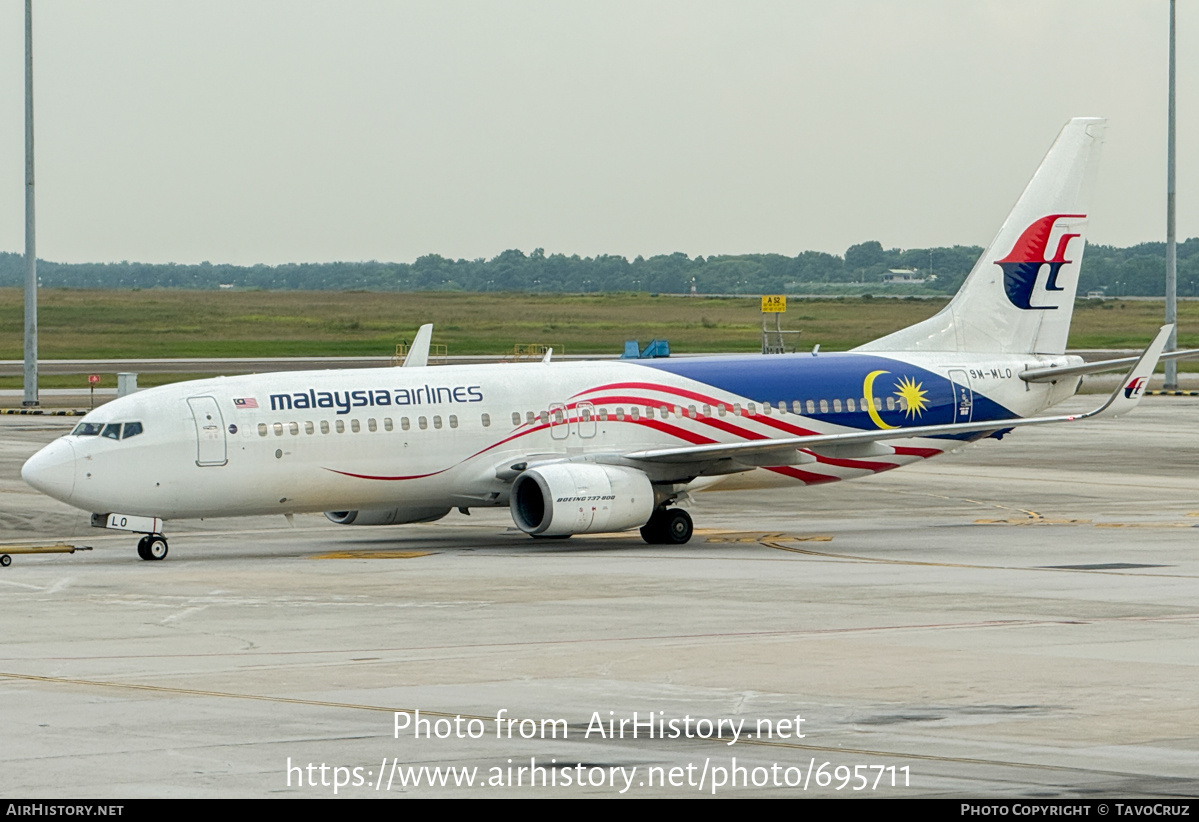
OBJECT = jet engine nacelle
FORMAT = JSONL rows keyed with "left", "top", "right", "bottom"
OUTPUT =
{"left": 510, "top": 463, "right": 655, "bottom": 536}
{"left": 324, "top": 507, "right": 451, "bottom": 526}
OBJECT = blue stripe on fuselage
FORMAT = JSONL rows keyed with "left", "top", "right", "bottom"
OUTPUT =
{"left": 636, "top": 352, "right": 1016, "bottom": 435}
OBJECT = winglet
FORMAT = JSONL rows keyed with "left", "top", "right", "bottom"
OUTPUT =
{"left": 402, "top": 324, "right": 434, "bottom": 368}
{"left": 542, "top": 347, "right": 553, "bottom": 364}
{"left": 1082, "top": 324, "right": 1172, "bottom": 419}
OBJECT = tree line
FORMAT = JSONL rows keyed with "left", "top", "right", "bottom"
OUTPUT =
{"left": 2, "top": 238, "right": 1196, "bottom": 297}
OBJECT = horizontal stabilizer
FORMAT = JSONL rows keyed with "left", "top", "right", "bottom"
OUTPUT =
{"left": 1020, "top": 345, "right": 1199, "bottom": 383}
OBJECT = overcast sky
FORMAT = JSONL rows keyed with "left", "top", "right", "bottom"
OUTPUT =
{"left": 1, "top": 1, "right": 1196, "bottom": 265}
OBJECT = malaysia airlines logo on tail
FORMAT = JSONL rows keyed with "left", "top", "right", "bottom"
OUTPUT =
{"left": 996, "top": 214, "right": 1086, "bottom": 310}
{"left": 1124, "top": 377, "right": 1148, "bottom": 400}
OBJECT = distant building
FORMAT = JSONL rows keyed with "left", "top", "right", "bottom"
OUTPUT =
{"left": 882, "top": 269, "right": 926, "bottom": 285}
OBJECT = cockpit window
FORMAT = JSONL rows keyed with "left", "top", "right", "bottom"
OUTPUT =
{"left": 73, "top": 421, "right": 144, "bottom": 439}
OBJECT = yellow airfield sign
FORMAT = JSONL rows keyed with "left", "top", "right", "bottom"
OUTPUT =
{"left": 761, "top": 295, "right": 786, "bottom": 313}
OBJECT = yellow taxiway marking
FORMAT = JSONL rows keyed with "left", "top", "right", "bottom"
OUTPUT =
{"left": 973, "top": 518, "right": 1091, "bottom": 526}
{"left": 310, "top": 550, "right": 433, "bottom": 560}
{"left": 705, "top": 532, "right": 833, "bottom": 545}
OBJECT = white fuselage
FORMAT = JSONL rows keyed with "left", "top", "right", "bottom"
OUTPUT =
{"left": 22, "top": 350, "right": 1079, "bottom": 523}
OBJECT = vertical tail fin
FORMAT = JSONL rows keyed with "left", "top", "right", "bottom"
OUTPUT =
{"left": 401, "top": 324, "right": 434, "bottom": 367}
{"left": 858, "top": 117, "right": 1106, "bottom": 355}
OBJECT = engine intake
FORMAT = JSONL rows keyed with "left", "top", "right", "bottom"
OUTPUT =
{"left": 510, "top": 463, "right": 654, "bottom": 536}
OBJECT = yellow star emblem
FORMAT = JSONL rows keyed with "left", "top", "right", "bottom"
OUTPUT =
{"left": 893, "top": 376, "right": 929, "bottom": 419}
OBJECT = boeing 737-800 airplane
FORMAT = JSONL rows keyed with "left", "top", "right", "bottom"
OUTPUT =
{"left": 20, "top": 118, "right": 1180, "bottom": 560}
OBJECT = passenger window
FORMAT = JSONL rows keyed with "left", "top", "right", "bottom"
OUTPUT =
{"left": 320, "top": 420, "right": 330, "bottom": 434}
{"left": 832, "top": 399, "right": 842, "bottom": 413}
{"left": 819, "top": 400, "right": 829, "bottom": 413}
{"left": 847, "top": 398, "right": 856, "bottom": 412}
{"left": 336, "top": 420, "right": 345, "bottom": 433}
{"left": 449, "top": 415, "right": 458, "bottom": 429}
{"left": 806, "top": 400, "right": 815, "bottom": 414}
{"left": 102, "top": 423, "right": 121, "bottom": 440}
{"left": 273, "top": 423, "right": 284, "bottom": 436}
{"left": 616, "top": 407, "right": 625, "bottom": 421}
{"left": 630, "top": 407, "right": 640, "bottom": 421}
{"left": 598, "top": 409, "right": 608, "bottom": 422}
{"left": 747, "top": 403, "right": 756, "bottom": 415}
{"left": 258, "top": 423, "right": 268, "bottom": 437}
{"left": 481, "top": 413, "right": 491, "bottom": 427}
{"left": 512, "top": 412, "right": 521, "bottom": 426}
{"left": 433, "top": 416, "right": 443, "bottom": 429}
{"left": 778, "top": 401, "right": 787, "bottom": 413}
{"left": 540, "top": 410, "right": 550, "bottom": 425}
{"left": 792, "top": 401, "right": 802, "bottom": 414}
{"left": 526, "top": 411, "right": 536, "bottom": 425}
{"left": 886, "top": 397, "right": 896, "bottom": 411}
{"left": 551, "top": 409, "right": 563, "bottom": 424}
{"left": 581, "top": 408, "right": 591, "bottom": 422}
{"left": 368, "top": 418, "right": 377, "bottom": 432}
{"left": 401, "top": 417, "right": 410, "bottom": 431}
{"left": 762, "top": 403, "right": 771, "bottom": 416}
{"left": 384, "top": 418, "right": 393, "bottom": 431}
{"left": 688, "top": 405, "right": 697, "bottom": 419}
{"left": 898, "top": 397, "right": 909, "bottom": 411}
{"left": 418, "top": 416, "right": 428, "bottom": 430}
{"left": 122, "top": 421, "right": 144, "bottom": 439}
{"left": 350, "top": 419, "right": 361, "bottom": 433}
{"left": 643, "top": 407, "right": 652, "bottom": 420}
{"left": 304, "top": 421, "right": 314, "bottom": 434}
{"left": 733, "top": 403, "right": 742, "bottom": 415}
{"left": 718, "top": 405, "right": 727, "bottom": 417}
{"left": 702, "top": 404, "right": 711, "bottom": 417}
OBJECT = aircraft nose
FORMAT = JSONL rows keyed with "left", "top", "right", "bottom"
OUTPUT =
{"left": 22, "top": 438, "right": 77, "bottom": 501}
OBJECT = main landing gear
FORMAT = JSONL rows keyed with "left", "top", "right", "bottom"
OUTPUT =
{"left": 640, "top": 508, "right": 693, "bottom": 545}
{"left": 136, "top": 534, "right": 169, "bottom": 561}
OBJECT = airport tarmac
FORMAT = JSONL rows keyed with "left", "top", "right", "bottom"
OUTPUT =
{"left": 2, "top": 397, "right": 1198, "bottom": 798}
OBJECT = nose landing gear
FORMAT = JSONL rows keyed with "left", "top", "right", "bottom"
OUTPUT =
{"left": 90, "top": 514, "right": 170, "bottom": 562}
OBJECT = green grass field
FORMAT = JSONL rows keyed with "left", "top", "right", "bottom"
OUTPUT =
{"left": 1, "top": 288, "right": 1194, "bottom": 388}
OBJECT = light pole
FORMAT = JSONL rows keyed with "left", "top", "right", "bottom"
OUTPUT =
{"left": 23, "top": 0, "right": 38, "bottom": 407}
{"left": 1165, "top": 0, "right": 1179, "bottom": 388}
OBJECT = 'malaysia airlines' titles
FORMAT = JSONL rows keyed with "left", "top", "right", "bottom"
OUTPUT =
{"left": 269, "top": 384, "right": 483, "bottom": 415}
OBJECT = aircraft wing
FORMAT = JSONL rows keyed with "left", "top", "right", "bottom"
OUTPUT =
{"left": 622, "top": 325, "right": 1172, "bottom": 468}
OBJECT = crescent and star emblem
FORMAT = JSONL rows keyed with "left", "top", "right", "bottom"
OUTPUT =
{"left": 863, "top": 370, "right": 930, "bottom": 430}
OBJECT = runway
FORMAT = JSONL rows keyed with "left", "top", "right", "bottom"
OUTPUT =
{"left": 2, "top": 396, "right": 1198, "bottom": 797}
